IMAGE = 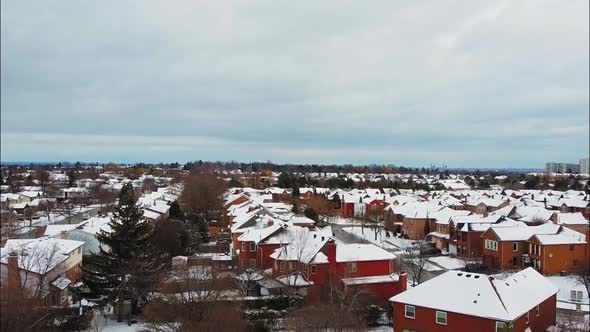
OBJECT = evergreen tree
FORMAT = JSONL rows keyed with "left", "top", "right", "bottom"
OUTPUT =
{"left": 79, "top": 184, "right": 165, "bottom": 322}
{"left": 67, "top": 169, "right": 77, "bottom": 187}
{"left": 168, "top": 200, "right": 184, "bottom": 219}
{"left": 331, "top": 194, "right": 342, "bottom": 209}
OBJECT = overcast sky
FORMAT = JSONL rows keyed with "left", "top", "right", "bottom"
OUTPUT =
{"left": 1, "top": 1, "right": 588, "bottom": 168}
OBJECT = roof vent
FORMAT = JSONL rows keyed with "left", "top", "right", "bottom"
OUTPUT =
{"left": 505, "top": 283, "right": 510, "bottom": 286}
{"left": 457, "top": 273, "right": 463, "bottom": 276}
{"left": 466, "top": 274, "right": 471, "bottom": 278}
{"left": 473, "top": 300, "right": 478, "bottom": 303}
{"left": 474, "top": 275, "right": 480, "bottom": 279}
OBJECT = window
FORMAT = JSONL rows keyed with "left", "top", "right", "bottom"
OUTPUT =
{"left": 512, "top": 242, "right": 518, "bottom": 252}
{"left": 536, "top": 305, "right": 540, "bottom": 316}
{"left": 573, "top": 259, "right": 578, "bottom": 267}
{"left": 274, "top": 260, "right": 278, "bottom": 271}
{"left": 241, "top": 242, "right": 246, "bottom": 252}
{"left": 496, "top": 322, "right": 506, "bottom": 332}
{"left": 435, "top": 311, "right": 447, "bottom": 325}
{"left": 569, "top": 244, "right": 574, "bottom": 251}
{"left": 249, "top": 259, "right": 256, "bottom": 268}
{"left": 571, "top": 290, "right": 584, "bottom": 301}
{"left": 288, "top": 261, "right": 295, "bottom": 271}
{"left": 405, "top": 305, "right": 415, "bottom": 319}
{"left": 250, "top": 243, "right": 256, "bottom": 252}
{"left": 280, "top": 261, "right": 286, "bottom": 272}
{"left": 525, "top": 311, "right": 529, "bottom": 324}
{"left": 310, "top": 264, "right": 317, "bottom": 274}
{"left": 348, "top": 262, "right": 357, "bottom": 273}
{"left": 512, "top": 256, "right": 518, "bottom": 267}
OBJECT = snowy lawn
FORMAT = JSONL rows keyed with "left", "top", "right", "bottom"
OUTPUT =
{"left": 341, "top": 226, "right": 401, "bottom": 250}
{"left": 407, "top": 259, "right": 443, "bottom": 271}
{"left": 428, "top": 256, "right": 466, "bottom": 270}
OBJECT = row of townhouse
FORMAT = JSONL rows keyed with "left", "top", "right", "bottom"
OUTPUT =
{"left": 224, "top": 189, "right": 408, "bottom": 304}
{"left": 481, "top": 222, "right": 588, "bottom": 275}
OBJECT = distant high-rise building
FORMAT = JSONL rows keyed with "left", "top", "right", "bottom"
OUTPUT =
{"left": 581, "top": 158, "right": 590, "bottom": 174}
{"left": 545, "top": 162, "right": 558, "bottom": 173}
{"left": 545, "top": 161, "right": 581, "bottom": 174}
{"left": 558, "top": 163, "right": 579, "bottom": 174}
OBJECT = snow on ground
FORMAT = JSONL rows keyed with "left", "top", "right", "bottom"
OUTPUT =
{"left": 86, "top": 316, "right": 148, "bottom": 332}
{"left": 341, "top": 226, "right": 401, "bottom": 250}
{"left": 331, "top": 217, "right": 358, "bottom": 225}
{"left": 369, "top": 326, "right": 393, "bottom": 332}
{"left": 342, "top": 225, "right": 413, "bottom": 251}
{"left": 428, "top": 256, "right": 466, "bottom": 270}
{"left": 408, "top": 258, "right": 443, "bottom": 271}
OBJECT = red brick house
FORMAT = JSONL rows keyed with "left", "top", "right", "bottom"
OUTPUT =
{"left": 449, "top": 214, "right": 517, "bottom": 257}
{"left": 390, "top": 268, "right": 558, "bottom": 332}
{"left": 269, "top": 235, "right": 406, "bottom": 303}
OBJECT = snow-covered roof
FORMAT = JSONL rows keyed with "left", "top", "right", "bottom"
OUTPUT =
{"left": 487, "top": 222, "right": 559, "bottom": 241}
{"left": 336, "top": 243, "right": 396, "bottom": 263}
{"left": 532, "top": 227, "right": 586, "bottom": 245}
{"left": 390, "top": 268, "right": 558, "bottom": 322}
{"left": 1, "top": 238, "right": 84, "bottom": 274}
{"left": 342, "top": 273, "right": 400, "bottom": 286}
{"left": 556, "top": 212, "right": 589, "bottom": 226}
{"left": 277, "top": 272, "right": 314, "bottom": 287}
{"left": 546, "top": 276, "right": 589, "bottom": 313}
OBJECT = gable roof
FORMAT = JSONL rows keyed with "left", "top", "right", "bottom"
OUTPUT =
{"left": 336, "top": 243, "right": 396, "bottom": 263}
{"left": 390, "top": 267, "right": 558, "bottom": 322}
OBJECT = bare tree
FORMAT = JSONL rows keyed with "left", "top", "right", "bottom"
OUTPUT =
{"left": 234, "top": 268, "right": 264, "bottom": 297}
{"left": 180, "top": 173, "right": 227, "bottom": 223}
{"left": 401, "top": 241, "right": 429, "bottom": 286}
{"left": 142, "top": 261, "right": 244, "bottom": 332}
{"left": 365, "top": 205, "right": 385, "bottom": 241}
{"left": 0, "top": 211, "right": 18, "bottom": 245}
{"left": 571, "top": 261, "right": 590, "bottom": 298}
{"left": 35, "top": 169, "right": 51, "bottom": 192}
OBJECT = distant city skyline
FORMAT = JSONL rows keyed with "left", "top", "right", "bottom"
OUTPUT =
{"left": 1, "top": 1, "right": 588, "bottom": 168}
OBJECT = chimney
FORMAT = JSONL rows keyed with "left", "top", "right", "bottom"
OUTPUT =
{"left": 267, "top": 219, "right": 274, "bottom": 227}
{"left": 398, "top": 271, "right": 408, "bottom": 293}
{"left": 60, "top": 231, "right": 68, "bottom": 240}
{"left": 325, "top": 239, "right": 336, "bottom": 266}
{"left": 7, "top": 253, "right": 21, "bottom": 290}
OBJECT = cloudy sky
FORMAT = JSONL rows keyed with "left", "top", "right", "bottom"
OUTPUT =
{"left": 1, "top": 0, "right": 588, "bottom": 168}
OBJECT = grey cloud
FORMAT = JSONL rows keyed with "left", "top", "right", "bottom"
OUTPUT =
{"left": 1, "top": 0, "right": 588, "bottom": 167}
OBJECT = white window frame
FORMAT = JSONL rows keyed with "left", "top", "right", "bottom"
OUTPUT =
{"left": 571, "top": 290, "right": 578, "bottom": 301}
{"left": 241, "top": 242, "right": 246, "bottom": 252}
{"left": 250, "top": 242, "right": 256, "bottom": 252}
{"left": 577, "top": 291, "right": 583, "bottom": 301}
{"left": 496, "top": 321, "right": 506, "bottom": 332}
{"left": 348, "top": 262, "right": 357, "bottom": 273}
{"left": 310, "top": 264, "right": 317, "bottom": 274}
{"left": 405, "top": 305, "right": 415, "bottom": 319}
{"left": 435, "top": 311, "right": 447, "bottom": 325}
{"left": 512, "top": 242, "right": 518, "bottom": 252}
{"left": 525, "top": 311, "right": 529, "bottom": 324}
{"left": 536, "top": 304, "right": 540, "bottom": 316}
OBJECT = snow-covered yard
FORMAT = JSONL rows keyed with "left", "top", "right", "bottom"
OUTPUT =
{"left": 428, "top": 256, "right": 466, "bottom": 270}
{"left": 340, "top": 226, "right": 404, "bottom": 251}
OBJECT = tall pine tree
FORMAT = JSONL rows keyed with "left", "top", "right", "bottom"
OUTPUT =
{"left": 80, "top": 183, "right": 165, "bottom": 321}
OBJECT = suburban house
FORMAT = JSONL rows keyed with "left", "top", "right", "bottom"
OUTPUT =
{"left": 0, "top": 237, "right": 84, "bottom": 307}
{"left": 481, "top": 223, "right": 587, "bottom": 274}
{"left": 464, "top": 198, "right": 509, "bottom": 216}
{"left": 390, "top": 268, "right": 558, "bottom": 332}
{"left": 554, "top": 212, "right": 589, "bottom": 234}
{"left": 269, "top": 236, "right": 405, "bottom": 303}
{"left": 449, "top": 214, "right": 518, "bottom": 257}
